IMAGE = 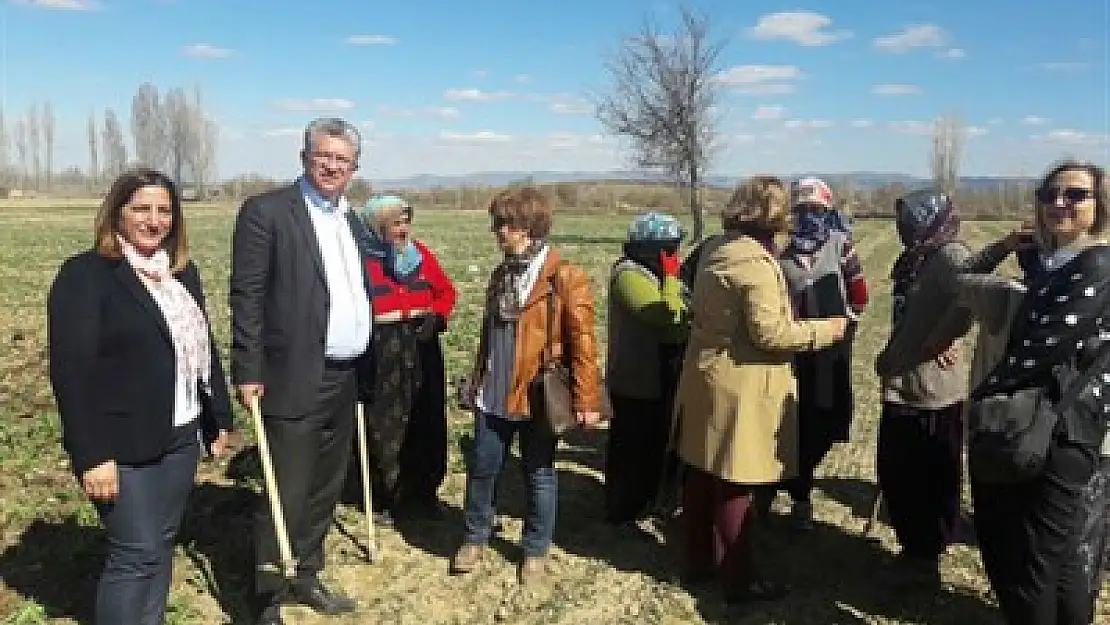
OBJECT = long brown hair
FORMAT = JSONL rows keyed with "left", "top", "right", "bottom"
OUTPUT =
{"left": 93, "top": 168, "right": 189, "bottom": 272}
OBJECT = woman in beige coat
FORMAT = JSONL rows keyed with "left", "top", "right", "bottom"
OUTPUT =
{"left": 675, "top": 175, "right": 849, "bottom": 604}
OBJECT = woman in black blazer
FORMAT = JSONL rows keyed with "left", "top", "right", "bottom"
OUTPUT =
{"left": 47, "top": 168, "right": 234, "bottom": 625}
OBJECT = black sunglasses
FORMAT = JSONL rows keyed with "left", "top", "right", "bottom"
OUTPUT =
{"left": 1036, "top": 186, "right": 1095, "bottom": 205}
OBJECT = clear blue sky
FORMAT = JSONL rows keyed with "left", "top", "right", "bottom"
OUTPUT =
{"left": 3, "top": 0, "right": 1108, "bottom": 180}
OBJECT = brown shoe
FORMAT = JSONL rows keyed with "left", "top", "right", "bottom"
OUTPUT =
{"left": 518, "top": 556, "right": 546, "bottom": 586}
{"left": 450, "top": 544, "right": 483, "bottom": 574}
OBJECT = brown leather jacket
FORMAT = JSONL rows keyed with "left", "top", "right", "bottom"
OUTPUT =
{"left": 472, "top": 248, "right": 602, "bottom": 417}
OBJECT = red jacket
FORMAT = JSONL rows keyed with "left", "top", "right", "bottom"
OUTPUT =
{"left": 365, "top": 240, "right": 457, "bottom": 324}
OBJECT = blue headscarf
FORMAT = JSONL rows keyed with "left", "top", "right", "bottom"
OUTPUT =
{"left": 359, "top": 195, "right": 423, "bottom": 279}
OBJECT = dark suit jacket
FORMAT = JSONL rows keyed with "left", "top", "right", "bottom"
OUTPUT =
{"left": 229, "top": 183, "right": 374, "bottom": 417}
{"left": 47, "top": 251, "right": 234, "bottom": 475}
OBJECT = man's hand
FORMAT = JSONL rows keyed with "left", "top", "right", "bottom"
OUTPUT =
{"left": 576, "top": 410, "right": 602, "bottom": 428}
{"left": 236, "top": 383, "right": 264, "bottom": 409}
{"left": 208, "top": 430, "right": 232, "bottom": 458}
{"left": 82, "top": 460, "right": 119, "bottom": 502}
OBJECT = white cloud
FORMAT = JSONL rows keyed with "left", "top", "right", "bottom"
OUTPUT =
{"left": 1036, "top": 61, "right": 1089, "bottom": 72}
{"left": 182, "top": 43, "right": 234, "bottom": 59}
{"left": 966, "top": 126, "right": 988, "bottom": 137}
{"left": 734, "top": 134, "right": 758, "bottom": 143}
{"left": 273, "top": 98, "right": 356, "bottom": 112}
{"left": 714, "top": 65, "right": 802, "bottom": 94}
{"left": 872, "top": 83, "right": 921, "bottom": 95}
{"left": 439, "top": 130, "right": 513, "bottom": 143}
{"left": 515, "top": 74, "right": 533, "bottom": 84}
{"left": 430, "top": 107, "right": 461, "bottom": 120}
{"left": 345, "top": 34, "right": 398, "bottom": 46}
{"left": 443, "top": 88, "right": 516, "bottom": 102}
{"left": 377, "top": 106, "right": 461, "bottom": 121}
{"left": 987, "top": 117, "right": 1004, "bottom": 126}
{"left": 546, "top": 132, "right": 610, "bottom": 150}
{"left": 1033, "top": 129, "right": 1110, "bottom": 146}
{"left": 874, "top": 24, "right": 948, "bottom": 53}
{"left": 14, "top": 0, "right": 96, "bottom": 9}
{"left": 939, "top": 47, "right": 965, "bottom": 60}
{"left": 263, "top": 127, "right": 302, "bottom": 138}
{"left": 784, "top": 119, "right": 834, "bottom": 130}
{"left": 888, "top": 120, "right": 934, "bottom": 135}
{"left": 1022, "top": 115, "right": 1050, "bottom": 126}
{"left": 746, "top": 11, "right": 852, "bottom": 46}
{"left": 751, "top": 105, "right": 786, "bottom": 120}
{"left": 549, "top": 102, "right": 591, "bottom": 116}
{"left": 473, "top": 69, "right": 490, "bottom": 79}
{"left": 849, "top": 119, "right": 874, "bottom": 128}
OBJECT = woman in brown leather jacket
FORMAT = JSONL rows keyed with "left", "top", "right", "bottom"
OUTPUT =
{"left": 451, "top": 186, "right": 603, "bottom": 585}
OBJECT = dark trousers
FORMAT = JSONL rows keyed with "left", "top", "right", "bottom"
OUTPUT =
{"left": 972, "top": 439, "right": 1109, "bottom": 625}
{"left": 876, "top": 402, "right": 964, "bottom": 559}
{"left": 254, "top": 366, "right": 356, "bottom": 597}
{"left": 604, "top": 394, "right": 672, "bottom": 524}
{"left": 682, "top": 466, "right": 757, "bottom": 595}
{"left": 398, "top": 338, "right": 449, "bottom": 502}
{"left": 94, "top": 425, "right": 199, "bottom": 625}
{"left": 786, "top": 353, "right": 853, "bottom": 503}
{"left": 463, "top": 412, "right": 557, "bottom": 557}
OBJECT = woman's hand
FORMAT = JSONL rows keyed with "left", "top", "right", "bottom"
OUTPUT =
{"left": 82, "top": 460, "right": 119, "bottom": 502}
{"left": 1003, "top": 220, "right": 1037, "bottom": 252}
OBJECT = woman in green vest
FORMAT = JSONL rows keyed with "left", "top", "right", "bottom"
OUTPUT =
{"left": 603, "top": 211, "right": 690, "bottom": 525}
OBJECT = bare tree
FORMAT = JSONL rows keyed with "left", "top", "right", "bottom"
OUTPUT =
{"left": 0, "top": 108, "right": 9, "bottom": 187}
{"left": 102, "top": 108, "right": 128, "bottom": 181}
{"left": 163, "top": 87, "right": 192, "bottom": 184}
{"left": 594, "top": 6, "right": 726, "bottom": 242}
{"left": 189, "top": 85, "right": 218, "bottom": 195}
{"left": 131, "top": 83, "right": 167, "bottom": 169}
{"left": 27, "top": 104, "right": 41, "bottom": 191}
{"left": 13, "top": 118, "right": 27, "bottom": 189}
{"left": 931, "top": 112, "right": 965, "bottom": 199}
{"left": 87, "top": 109, "right": 100, "bottom": 190}
{"left": 43, "top": 101, "right": 55, "bottom": 191}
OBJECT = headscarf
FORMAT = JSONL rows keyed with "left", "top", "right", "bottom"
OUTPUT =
{"left": 358, "top": 195, "right": 423, "bottom": 279}
{"left": 622, "top": 211, "right": 684, "bottom": 280}
{"left": 889, "top": 189, "right": 960, "bottom": 323}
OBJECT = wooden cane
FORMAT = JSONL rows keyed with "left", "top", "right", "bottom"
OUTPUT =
{"left": 355, "top": 402, "right": 380, "bottom": 563}
{"left": 249, "top": 395, "right": 296, "bottom": 579}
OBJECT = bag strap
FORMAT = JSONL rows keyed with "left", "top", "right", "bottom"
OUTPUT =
{"left": 1058, "top": 341, "right": 1110, "bottom": 414}
{"left": 542, "top": 273, "right": 557, "bottom": 369}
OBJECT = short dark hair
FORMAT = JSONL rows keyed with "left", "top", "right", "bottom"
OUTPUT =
{"left": 93, "top": 168, "right": 188, "bottom": 272}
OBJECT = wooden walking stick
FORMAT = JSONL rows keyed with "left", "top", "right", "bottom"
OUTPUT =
{"left": 249, "top": 395, "right": 297, "bottom": 579}
{"left": 355, "top": 402, "right": 380, "bottom": 563}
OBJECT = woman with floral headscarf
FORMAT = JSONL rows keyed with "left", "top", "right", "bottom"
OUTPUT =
{"left": 350, "top": 195, "right": 456, "bottom": 523}
{"left": 604, "top": 211, "right": 690, "bottom": 525}
{"left": 874, "top": 189, "right": 975, "bottom": 585}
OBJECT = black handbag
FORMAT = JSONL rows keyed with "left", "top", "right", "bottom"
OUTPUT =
{"left": 969, "top": 348, "right": 1110, "bottom": 484}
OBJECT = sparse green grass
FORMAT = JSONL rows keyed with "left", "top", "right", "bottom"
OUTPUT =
{"left": 0, "top": 200, "right": 1106, "bottom": 624}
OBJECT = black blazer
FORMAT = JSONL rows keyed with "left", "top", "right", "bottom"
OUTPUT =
{"left": 47, "top": 251, "right": 234, "bottom": 475}
{"left": 229, "top": 183, "right": 374, "bottom": 417}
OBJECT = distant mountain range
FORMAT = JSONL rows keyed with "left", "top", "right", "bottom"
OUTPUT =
{"left": 372, "top": 170, "right": 1034, "bottom": 191}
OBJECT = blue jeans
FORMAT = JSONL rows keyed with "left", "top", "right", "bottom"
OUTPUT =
{"left": 94, "top": 427, "right": 199, "bottom": 625}
{"left": 463, "top": 412, "right": 557, "bottom": 557}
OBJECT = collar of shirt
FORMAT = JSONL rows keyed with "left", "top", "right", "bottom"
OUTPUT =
{"left": 298, "top": 176, "right": 350, "bottom": 216}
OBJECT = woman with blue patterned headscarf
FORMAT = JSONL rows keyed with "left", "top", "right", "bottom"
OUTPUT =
{"left": 345, "top": 195, "right": 458, "bottom": 524}
{"left": 603, "top": 211, "right": 691, "bottom": 525}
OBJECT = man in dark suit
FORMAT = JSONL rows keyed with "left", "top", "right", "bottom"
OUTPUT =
{"left": 230, "top": 117, "right": 372, "bottom": 625}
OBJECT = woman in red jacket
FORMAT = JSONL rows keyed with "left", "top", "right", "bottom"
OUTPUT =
{"left": 353, "top": 195, "right": 457, "bottom": 523}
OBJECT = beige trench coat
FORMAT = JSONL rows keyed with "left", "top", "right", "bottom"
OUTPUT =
{"left": 676, "top": 234, "right": 843, "bottom": 485}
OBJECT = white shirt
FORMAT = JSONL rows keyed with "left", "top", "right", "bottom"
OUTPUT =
{"left": 299, "top": 178, "right": 373, "bottom": 360}
{"left": 144, "top": 280, "right": 202, "bottom": 427}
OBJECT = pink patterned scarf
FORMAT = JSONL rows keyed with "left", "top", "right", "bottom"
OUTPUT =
{"left": 118, "top": 236, "right": 211, "bottom": 396}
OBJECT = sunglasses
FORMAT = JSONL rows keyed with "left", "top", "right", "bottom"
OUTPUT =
{"left": 1036, "top": 186, "right": 1095, "bottom": 205}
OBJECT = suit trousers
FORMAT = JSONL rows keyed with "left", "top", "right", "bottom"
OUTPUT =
{"left": 972, "top": 439, "right": 1109, "bottom": 625}
{"left": 94, "top": 423, "right": 199, "bottom": 625}
{"left": 254, "top": 365, "right": 356, "bottom": 597}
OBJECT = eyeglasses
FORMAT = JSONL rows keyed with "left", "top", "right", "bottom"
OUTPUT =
{"left": 309, "top": 151, "right": 355, "bottom": 169}
{"left": 1037, "top": 186, "right": 1095, "bottom": 204}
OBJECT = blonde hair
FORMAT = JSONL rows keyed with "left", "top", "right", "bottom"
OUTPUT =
{"left": 721, "top": 175, "right": 791, "bottom": 233}
{"left": 93, "top": 168, "right": 188, "bottom": 272}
